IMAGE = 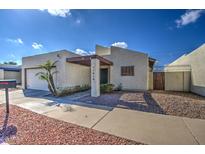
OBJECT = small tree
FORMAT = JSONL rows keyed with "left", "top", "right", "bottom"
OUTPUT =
{"left": 36, "top": 60, "right": 58, "bottom": 96}
{"left": 4, "top": 61, "right": 17, "bottom": 65}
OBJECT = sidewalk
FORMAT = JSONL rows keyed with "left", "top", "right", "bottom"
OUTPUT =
{"left": 93, "top": 108, "right": 205, "bottom": 145}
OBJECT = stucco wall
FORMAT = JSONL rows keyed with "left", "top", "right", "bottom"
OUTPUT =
{"left": 149, "top": 72, "right": 153, "bottom": 90}
{"left": 168, "top": 44, "right": 205, "bottom": 96}
{"left": 165, "top": 72, "right": 190, "bottom": 92}
{"left": 0, "top": 69, "right": 4, "bottom": 80}
{"left": 64, "top": 63, "right": 90, "bottom": 87}
{"left": 97, "top": 45, "right": 149, "bottom": 90}
{"left": 22, "top": 50, "right": 80, "bottom": 89}
{"left": 4, "top": 71, "right": 21, "bottom": 84}
{"left": 96, "top": 45, "right": 111, "bottom": 56}
{"left": 0, "top": 69, "right": 21, "bottom": 84}
{"left": 191, "top": 85, "right": 205, "bottom": 96}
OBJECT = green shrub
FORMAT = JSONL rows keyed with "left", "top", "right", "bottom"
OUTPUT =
{"left": 57, "top": 84, "right": 90, "bottom": 97}
{"left": 100, "top": 84, "right": 114, "bottom": 93}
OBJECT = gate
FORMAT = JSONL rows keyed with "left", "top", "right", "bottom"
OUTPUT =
{"left": 153, "top": 72, "right": 165, "bottom": 90}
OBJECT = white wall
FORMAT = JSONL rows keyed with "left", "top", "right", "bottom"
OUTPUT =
{"left": 4, "top": 71, "right": 21, "bottom": 84}
{"left": 149, "top": 72, "right": 153, "bottom": 90}
{"left": 168, "top": 44, "right": 205, "bottom": 96}
{"left": 165, "top": 72, "right": 190, "bottom": 92}
{"left": 96, "top": 45, "right": 111, "bottom": 56}
{"left": 0, "top": 69, "right": 21, "bottom": 84}
{"left": 64, "top": 63, "right": 91, "bottom": 87}
{"left": 0, "top": 69, "right": 4, "bottom": 80}
{"left": 97, "top": 45, "right": 149, "bottom": 90}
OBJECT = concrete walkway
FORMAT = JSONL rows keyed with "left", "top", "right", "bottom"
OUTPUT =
{"left": 93, "top": 108, "right": 205, "bottom": 145}
{"left": 0, "top": 89, "right": 205, "bottom": 145}
{"left": 45, "top": 105, "right": 109, "bottom": 128}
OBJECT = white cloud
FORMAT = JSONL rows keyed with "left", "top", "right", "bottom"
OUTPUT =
{"left": 111, "top": 42, "right": 128, "bottom": 48}
{"left": 89, "top": 51, "right": 95, "bottom": 55}
{"left": 75, "top": 48, "right": 87, "bottom": 55}
{"left": 32, "top": 42, "right": 43, "bottom": 50}
{"left": 176, "top": 10, "right": 205, "bottom": 28}
{"left": 6, "top": 38, "right": 24, "bottom": 45}
{"left": 75, "top": 48, "right": 95, "bottom": 56}
{"left": 39, "top": 9, "right": 71, "bottom": 17}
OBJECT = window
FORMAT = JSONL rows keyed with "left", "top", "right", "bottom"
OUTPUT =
{"left": 121, "top": 66, "right": 134, "bottom": 76}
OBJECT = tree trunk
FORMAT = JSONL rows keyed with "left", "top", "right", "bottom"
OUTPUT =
{"left": 48, "top": 72, "right": 57, "bottom": 96}
{"left": 48, "top": 83, "right": 55, "bottom": 96}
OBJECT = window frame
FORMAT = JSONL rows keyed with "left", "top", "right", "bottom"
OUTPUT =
{"left": 121, "top": 66, "right": 134, "bottom": 76}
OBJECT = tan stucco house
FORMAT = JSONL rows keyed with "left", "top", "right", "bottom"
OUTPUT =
{"left": 167, "top": 43, "right": 205, "bottom": 96}
{"left": 22, "top": 45, "right": 155, "bottom": 97}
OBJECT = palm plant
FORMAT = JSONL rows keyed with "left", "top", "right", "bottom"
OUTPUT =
{"left": 36, "top": 60, "right": 58, "bottom": 96}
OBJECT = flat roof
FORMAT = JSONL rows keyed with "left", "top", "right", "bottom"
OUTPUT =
{"left": 0, "top": 66, "right": 21, "bottom": 72}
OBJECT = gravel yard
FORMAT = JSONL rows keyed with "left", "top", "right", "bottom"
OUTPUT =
{"left": 151, "top": 91, "right": 205, "bottom": 119}
{"left": 78, "top": 91, "right": 205, "bottom": 119}
{"left": 78, "top": 91, "right": 164, "bottom": 114}
{"left": 0, "top": 105, "right": 140, "bottom": 145}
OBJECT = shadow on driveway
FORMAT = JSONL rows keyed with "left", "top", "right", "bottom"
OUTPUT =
{"left": 77, "top": 91, "right": 165, "bottom": 114}
{"left": 22, "top": 89, "right": 165, "bottom": 114}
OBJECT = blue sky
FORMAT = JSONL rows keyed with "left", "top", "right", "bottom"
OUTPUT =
{"left": 0, "top": 9, "right": 205, "bottom": 65}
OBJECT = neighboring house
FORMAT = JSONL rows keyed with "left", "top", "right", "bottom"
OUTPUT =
{"left": 167, "top": 43, "right": 205, "bottom": 96}
{"left": 22, "top": 45, "right": 155, "bottom": 97}
{"left": 0, "top": 64, "right": 22, "bottom": 84}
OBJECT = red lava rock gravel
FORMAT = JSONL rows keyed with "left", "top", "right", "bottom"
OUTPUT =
{"left": 0, "top": 105, "right": 140, "bottom": 145}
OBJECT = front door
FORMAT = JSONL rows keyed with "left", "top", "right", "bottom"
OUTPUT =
{"left": 100, "top": 68, "right": 108, "bottom": 84}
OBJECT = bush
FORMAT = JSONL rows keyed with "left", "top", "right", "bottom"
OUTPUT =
{"left": 57, "top": 84, "right": 90, "bottom": 97}
{"left": 100, "top": 84, "right": 114, "bottom": 93}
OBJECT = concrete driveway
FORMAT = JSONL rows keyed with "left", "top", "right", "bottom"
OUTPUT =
{"left": 0, "top": 89, "right": 205, "bottom": 145}
{"left": 0, "top": 89, "right": 110, "bottom": 128}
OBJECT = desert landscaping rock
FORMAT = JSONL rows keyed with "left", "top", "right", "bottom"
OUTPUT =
{"left": 60, "top": 104, "right": 72, "bottom": 112}
{"left": 0, "top": 105, "right": 140, "bottom": 145}
{"left": 151, "top": 91, "right": 205, "bottom": 119}
{"left": 78, "top": 91, "right": 205, "bottom": 119}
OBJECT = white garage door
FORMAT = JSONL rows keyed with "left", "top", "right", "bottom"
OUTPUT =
{"left": 26, "top": 68, "right": 57, "bottom": 91}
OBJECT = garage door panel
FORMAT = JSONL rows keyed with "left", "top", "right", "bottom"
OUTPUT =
{"left": 26, "top": 68, "right": 57, "bottom": 91}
